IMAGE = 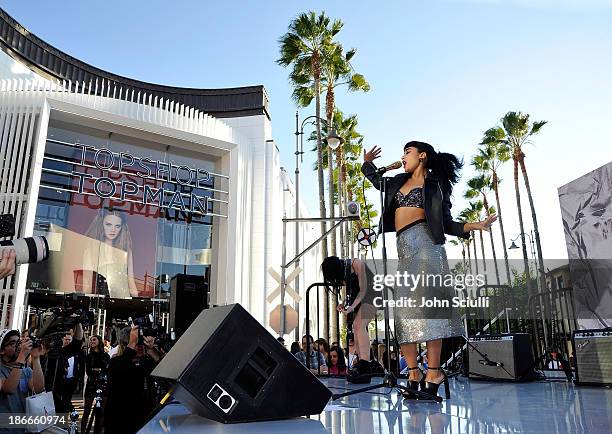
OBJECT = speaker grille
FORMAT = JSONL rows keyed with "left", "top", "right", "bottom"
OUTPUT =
{"left": 575, "top": 335, "right": 612, "bottom": 385}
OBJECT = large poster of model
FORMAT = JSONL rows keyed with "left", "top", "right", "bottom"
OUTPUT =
{"left": 26, "top": 123, "right": 217, "bottom": 299}
{"left": 558, "top": 161, "right": 612, "bottom": 329}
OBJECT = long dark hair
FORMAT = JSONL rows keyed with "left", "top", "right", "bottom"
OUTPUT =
{"left": 89, "top": 334, "right": 105, "bottom": 353}
{"left": 404, "top": 141, "right": 463, "bottom": 195}
{"left": 328, "top": 345, "right": 347, "bottom": 369}
{"left": 321, "top": 256, "right": 345, "bottom": 286}
{"left": 290, "top": 341, "right": 301, "bottom": 354}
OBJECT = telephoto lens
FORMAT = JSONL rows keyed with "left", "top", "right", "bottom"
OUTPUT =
{"left": 0, "top": 236, "right": 49, "bottom": 265}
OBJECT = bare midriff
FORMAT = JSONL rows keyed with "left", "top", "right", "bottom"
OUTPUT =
{"left": 394, "top": 181, "right": 426, "bottom": 232}
{"left": 395, "top": 207, "right": 426, "bottom": 231}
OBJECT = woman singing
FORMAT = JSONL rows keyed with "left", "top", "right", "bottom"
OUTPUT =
{"left": 362, "top": 141, "right": 496, "bottom": 400}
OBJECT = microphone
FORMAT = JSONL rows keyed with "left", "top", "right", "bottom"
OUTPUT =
{"left": 376, "top": 161, "right": 402, "bottom": 175}
{"left": 478, "top": 359, "right": 504, "bottom": 367}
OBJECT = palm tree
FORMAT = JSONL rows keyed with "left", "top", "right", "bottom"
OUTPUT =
{"left": 278, "top": 12, "right": 341, "bottom": 341}
{"left": 309, "top": 108, "right": 373, "bottom": 340}
{"left": 459, "top": 206, "right": 479, "bottom": 276}
{"left": 449, "top": 238, "right": 469, "bottom": 280}
{"left": 310, "top": 109, "right": 373, "bottom": 253}
{"left": 482, "top": 112, "right": 547, "bottom": 296}
{"left": 322, "top": 44, "right": 369, "bottom": 258}
{"left": 474, "top": 142, "right": 512, "bottom": 285}
{"left": 278, "top": 11, "right": 340, "bottom": 264}
{"left": 465, "top": 174, "right": 501, "bottom": 285}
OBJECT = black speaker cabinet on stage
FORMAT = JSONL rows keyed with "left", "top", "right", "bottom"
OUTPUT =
{"left": 152, "top": 303, "right": 331, "bottom": 423}
{"left": 468, "top": 333, "right": 534, "bottom": 381}
{"left": 573, "top": 329, "right": 612, "bottom": 386}
{"left": 169, "top": 274, "right": 208, "bottom": 335}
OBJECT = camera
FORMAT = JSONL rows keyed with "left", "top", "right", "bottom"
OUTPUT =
{"left": 129, "top": 314, "right": 175, "bottom": 352}
{"left": 0, "top": 213, "right": 49, "bottom": 265}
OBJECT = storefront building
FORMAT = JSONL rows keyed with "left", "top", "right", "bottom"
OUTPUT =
{"left": 0, "top": 8, "right": 322, "bottom": 336}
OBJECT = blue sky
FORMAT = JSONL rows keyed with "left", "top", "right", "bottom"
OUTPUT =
{"left": 3, "top": 0, "right": 611, "bottom": 261}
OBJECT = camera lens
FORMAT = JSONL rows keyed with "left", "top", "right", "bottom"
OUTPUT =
{"left": 208, "top": 385, "right": 223, "bottom": 401}
{"left": 218, "top": 395, "right": 233, "bottom": 410}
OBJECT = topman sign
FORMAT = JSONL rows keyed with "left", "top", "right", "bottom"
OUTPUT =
{"left": 42, "top": 140, "right": 227, "bottom": 217}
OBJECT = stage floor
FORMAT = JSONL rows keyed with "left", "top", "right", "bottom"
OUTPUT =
{"left": 139, "top": 375, "right": 612, "bottom": 433}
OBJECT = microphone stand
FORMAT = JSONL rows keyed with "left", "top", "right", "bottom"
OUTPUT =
{"left": 332, "top": 164, "right": 440, "bottom": 402}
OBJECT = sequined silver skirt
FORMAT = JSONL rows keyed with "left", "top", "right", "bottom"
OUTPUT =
{"left": 394, "top": 221, "right": 464, "bottom": 344}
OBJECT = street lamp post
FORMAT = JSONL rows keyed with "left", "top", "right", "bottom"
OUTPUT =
{"left": 285, "top": 112, "right": 344, "bottom": 339}
{"left": 508, "top": 230, "right": 539, "bottom": 287}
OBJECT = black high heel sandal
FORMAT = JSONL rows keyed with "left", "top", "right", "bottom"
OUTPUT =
{"left": 420, "top": 367, "right": 450, "bottom": 400}
{"left": 401, "top": 366, "right": 424, "bottom": 399}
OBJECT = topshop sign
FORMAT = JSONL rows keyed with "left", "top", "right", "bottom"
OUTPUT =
{"left": 42, "top": 141, "right": 225, "bottom": 216}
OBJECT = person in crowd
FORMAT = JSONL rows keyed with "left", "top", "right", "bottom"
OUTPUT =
{"left": 83, "top": 208, "right": 138, "bottom": 298}
{"left": 81, "top": 335, "right": 110, "bottom": 434}
{"left": 290, "top": 342, "right": 301, "bottom": 355}
{"left": 382, "top": 345, "right": 401, "bottom": 376}
{"left": 294, "top": 335, "right": 327, "bottom": 374}
{"left": 45, "top": 324, "right": 84, "bottom": 413}
{"left": 322, "top": 256, "right": 377, "bottom": 383}
{"left": 103, "top": 337, "right": 112, "bottom": 354}
{"left": 314, "top": 338, "right": 330, "bottom": 362}
{"left": 105, "top": 326, "right": 165, "bottom": 434}
{"left": 327, "top": 346, "right": 348, "bottom": 376}
{"left": 0, "top": 249, "right": 16, "bottom": 280}
{"left": 0, "top": 329, "right": 45, "bottom": 433}
{"left": 362, "top": 142, "right": 495, "bottom": 399}
{"left": 59, "top": 332, "right": 83, "bottom": 412}
{"left": 276, "top": 337, "right": 285, "bottom": 348}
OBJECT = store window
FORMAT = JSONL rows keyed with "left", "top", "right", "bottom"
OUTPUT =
{"left": 26, "top": 120, "right": 217, "bottom": 300}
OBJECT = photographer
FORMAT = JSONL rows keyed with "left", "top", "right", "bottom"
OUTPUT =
{"left": 44, "top": 323, "right": 84, "bottom": 413}
{"left": 81, "top": 335, "right": 109, "bottom": 434}
{"left": 105, "top": 326, "right": 165, "bottom": 434}
{"left": 0, "top": 329, "right": 45, "bottom": 434}
{"left": 0, "top": 249, "right": 16, "bottom": 280}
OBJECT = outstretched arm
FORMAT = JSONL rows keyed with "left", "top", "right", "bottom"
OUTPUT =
{"left": 361, "top": 146, "right": 383, "bottom": 190}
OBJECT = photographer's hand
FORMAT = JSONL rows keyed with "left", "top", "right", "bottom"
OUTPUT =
{"left": 16, "top": 337, "right": 33, "bottom": 364}
{"left": 0, "top": 248, "right": 16, "bottom": 279}
{"left": 29, "top": 341, "right": 45, "bottom": 393}
{"left": 143, "top": 336, "right": 161, "bottom": 362}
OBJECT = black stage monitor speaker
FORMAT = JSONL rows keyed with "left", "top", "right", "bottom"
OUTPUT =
{"left": 169, "top": 274, "right": 208, "bottom": 335}
{"left": 468, "top": 333, "right": 534, "bottom": 381}
{"left": 573, "top": 329, "right": 612, "bottom": 386}
{"left": 152, "top": 303, "right": 331, "bottom": 423}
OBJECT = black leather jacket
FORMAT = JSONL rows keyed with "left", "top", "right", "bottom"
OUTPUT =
{"left": 361, "top": 161, "right": 469, "bottom": 244}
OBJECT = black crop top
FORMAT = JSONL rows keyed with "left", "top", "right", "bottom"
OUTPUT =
{"left": 395, "top": 187, "right": 424, "bottom": 209}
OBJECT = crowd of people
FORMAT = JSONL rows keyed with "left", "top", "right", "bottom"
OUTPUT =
{"left": 0, "top": 319, "right": 166, "bottom": 434}
{"left": 289, "top": 334, "right": 426, "bottom": 379}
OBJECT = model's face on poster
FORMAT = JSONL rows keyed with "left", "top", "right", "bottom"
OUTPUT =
{"left": 103, "top": 214, "right": 123, "bottom": 242}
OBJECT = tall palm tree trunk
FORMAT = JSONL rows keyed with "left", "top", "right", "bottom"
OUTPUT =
{"left": 518, "top": 154, "right": 546, "bottom": 293}
{"left": 326, "top": 91, "right": 338, "bottom": 343}
{"left": 472, "top": 232, "right": 479, "bottom": 276}
{"left": 478, "top": 230, "right": 488, "bottom": 288}
{"left": 466, "top": 239, "right": 473, "bottom": 275}
{"left": 513, "top": 157, "right": 533, "bottom": 296}
{"left": 493, "top": 172, "right": 512, "bottom": 285}
{"left": 313, "top": 60, "right": 329, "bottom": 341}
{"left": 482, "top": 194, "right": 501, "bottom": 285}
